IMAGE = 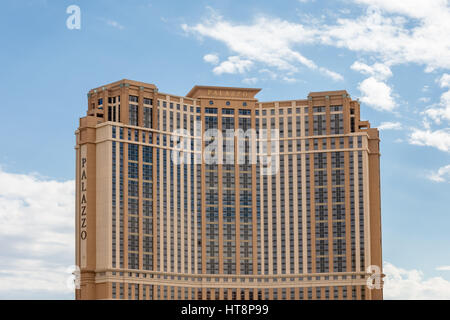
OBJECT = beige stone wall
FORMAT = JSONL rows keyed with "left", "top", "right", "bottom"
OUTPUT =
{"left": 76, "top": 80, "right": 382, "bottom": 300}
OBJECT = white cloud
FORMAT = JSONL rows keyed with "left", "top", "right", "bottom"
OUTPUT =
{"left": 259, "top": 69, "right": 278, "bottom": 80}
{"left": 355, "top": 0, "right": 447, "bottom": 18}
{"left": 282, "top": 76, "right": 298, "bottom": 83}
{"left": 351, "top": 61, "right": 396, "bottom": 111}
{"left": 105, "top": 20, "right": 124, "bottom": 30}
{"left": 181, "top": 14, "right": 316, "bottom": 70}
{"left": 184, "top": 0, "right": 450, "bottom": 83}
{"left": 424, "top": 74, "right": 450, "bottom": 124}
{"left": 213, "top": 56, "right": 253, "bottom": 75}
{"left": 436, "top": 266, "right": 450, "bottom": 271}
{"left": 319, "top": 67, "right": 344, "bottom": 81}
{"left": 422, "top": 119, "right": 432, "bottom": 130}
{"left": 424, "top": 102, "right": 450, "bottom": 124}
{"left": 321, "top": 1, "right": 450, "bottom": 71}
{"left": 0, "top": 259, "right": 74, "bottom": 297}
{"left": 441, "top": 90, "right": 450, "bottom": 105}
{"left": 242, "top": 77, "right": 258, "bottom": 85}
{"left": 182, "top": 12, "right": 343, "bottom": 81}
{"left": 423, "top": 76, "right": 450, "bottom": 124}
{"left": 354, "top": 0, "right": 448, "bottom": 20}
{"left": 409, "top": 128, "right": 450, "bottom": 152}
{"left": 203, "top": 53, "right": 219, "bottom": 65}
{"left": 358, "top": 77, "right": 397, "bottom": 111}
{"left": 428, "top": 165, "right": 450, "bottom": 182}
{"left": 0, "top": 167, "right": 75, "bottom": 298}
{"left": 439, "top": 74, "right": 450, "bottom": 88}
{"left": 384, "top": 262, "right": 450, "bottom": 300}
{"left": 419, "top": 97, "right": 430, "bottom": 103}
{"left": 351, "top": 61, "right": 392, "bottom": 80}
{"left": 378, "top": 121, "right": 402, "bottom": 130}
{"left": 424, "top": 73, "right": 450, "bottom": 124}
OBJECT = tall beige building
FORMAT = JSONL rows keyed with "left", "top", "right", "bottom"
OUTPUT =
{"left": 75, "top": 79, "right": 382, "bottom": 300}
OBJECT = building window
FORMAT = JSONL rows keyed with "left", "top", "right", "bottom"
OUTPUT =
{"left": 129, "top": 105, "right": 138, "bottom": 126}
{"left": 144, "top": 107, "right": 152, "bottom": 128}
{"left": 239, "top": 109, "right": 251, "bottom": 116}
{"left": 205, "top": 108, "right": 217, "bottom": 114}
{"left": 222, "top": 108, "right": 234, "bottom": 115}
{"left": 128, "top": 144, "right": 139, "bottom": 161}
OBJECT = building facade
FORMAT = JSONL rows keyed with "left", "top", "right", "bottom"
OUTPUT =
{"left": 75, "top": 79, "right": 382, "bottom": 300}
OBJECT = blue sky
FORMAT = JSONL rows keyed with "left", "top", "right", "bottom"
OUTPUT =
{"left": 0, "top": 0, "right": 450, "bottom": 299}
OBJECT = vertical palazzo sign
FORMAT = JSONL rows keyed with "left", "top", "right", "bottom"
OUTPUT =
{"left": 80, "top": 146, "right": 88, "bottom": 268}
{"left": 80, "top": 157, "right": 88, "bottom": 240}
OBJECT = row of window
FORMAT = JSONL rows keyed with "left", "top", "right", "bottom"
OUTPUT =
{"left": 111, "top": 283, "right": 365, "bottom": 300}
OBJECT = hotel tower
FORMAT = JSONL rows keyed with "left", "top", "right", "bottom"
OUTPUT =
{"left": 75, "top": 79, "right": 382, "bottom": 300}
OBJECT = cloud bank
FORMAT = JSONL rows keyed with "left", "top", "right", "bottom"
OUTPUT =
{"left": 0, "top": 167, "right": 75, "bottom": 299}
